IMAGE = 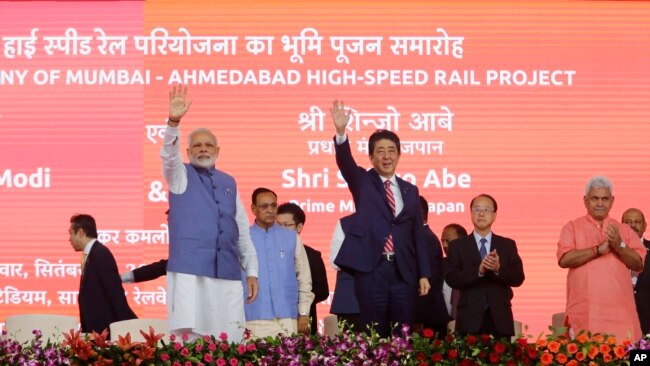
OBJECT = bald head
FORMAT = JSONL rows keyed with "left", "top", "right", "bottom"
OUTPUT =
{"left": 622, "top": 208, "right": 647, "bottom": 239}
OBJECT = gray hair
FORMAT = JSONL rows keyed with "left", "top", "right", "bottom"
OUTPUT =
{"left": 188, "top": 128, "right": 217, "bottom": 146}
{"left": 585, "top": 175, "right": 613, "bottom": 196}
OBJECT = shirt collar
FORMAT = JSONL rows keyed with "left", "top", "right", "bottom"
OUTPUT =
{"left": 83, "top": 239, "right": 97, "bottom": 255}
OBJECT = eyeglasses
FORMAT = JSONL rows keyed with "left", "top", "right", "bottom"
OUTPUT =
{"left": 256, "top": 203, "right": 278, "bottom": 210}
{"left": 471, "top": 207, "right": 495, "bottom": 214}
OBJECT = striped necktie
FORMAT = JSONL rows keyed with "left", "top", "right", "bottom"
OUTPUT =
{"left": 383, "top": 180, "right": 395, "bottom": 253}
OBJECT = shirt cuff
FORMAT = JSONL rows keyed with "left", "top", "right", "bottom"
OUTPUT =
{"left": 121, "top": 271, "right": 135, "bottom": 283}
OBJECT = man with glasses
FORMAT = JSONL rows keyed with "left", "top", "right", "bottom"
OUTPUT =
{"left": 244, "top": 188, "right": 313, "bottom": 337}
{"left": 557, "top": 176, "right": 644, "bottom": 340}
{"left": 330, "top": 100, "right": 431, "bottom": 338}
{"left": 276, "top": 202, "right": 329, "bottom": 335}
{"left": 445, "top": 194, "right": 524, "bottom": 338}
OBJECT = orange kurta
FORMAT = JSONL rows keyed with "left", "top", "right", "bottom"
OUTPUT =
{"left": 557, "top": 215, "right": 646, "bottom": 340}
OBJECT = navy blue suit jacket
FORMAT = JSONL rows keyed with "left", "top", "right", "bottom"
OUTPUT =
{"left": 79, "top": 242, "right": 137, "bottom": 337}
{"left": 331, "top": 214, "right": 360, "bottom": 315}
{"left": 445, "top": 233, "right": 524, "bottom": 336}
{"left": 634, "top": 239, "right": 650, "bottom": 334}
{"left": 414, "top": 225, "right": 449, "bottom": 328}
{"left": 333, "top": 137, "right": 431, "bottom": 284}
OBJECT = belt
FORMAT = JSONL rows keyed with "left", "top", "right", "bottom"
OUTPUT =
{"left": 382, "top": 252, "right": 395, "bottom": 262}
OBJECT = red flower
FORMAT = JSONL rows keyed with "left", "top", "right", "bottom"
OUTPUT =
{"left": 614, "top": 345, "right": 626, "bottom": 359}
{"left": 540, "top": 352, "right": 553, "bottom": 366}
{"left": 196, "top": 343, "right": 203, "bottom": 352}
{"left": 466, "top": 335, "right": 478, "bottom": 345}
{"left": 422, "top": 328, "right": 434, "bottom": 338}
{"left": 516, "top": 337, "right": 528, "bottom": 347}
{"left": 220, "top": 342, "right": 229, "bottom": 351}
{"left": 220, "top": 332, "right": 229, "bottom": 341}
{"left": 566, "top": 343, "right": 578, "bottom": 354}
{"left": 566, "top": 360, "right": 578, "bottom": 366}
{"left": 481, "top": 334, "right": 492, "bottom": 344}
{"left": 431, "top": 353, "right": 443, "bottom": 362}
{"left": 161, "top": 354, "right": 170, "bottom": 361}
{"left": 599, "top": 343, "right": 611, "bottom": 354}
{"left": 416, "top": 352, "right": 426, "bottom": 361}
{"left": 587, "top": 345, "right": 599, "bottom": 359}
{"left": 603, "top": 353, "right": 612, "bottom": 362}
{"left": 555, "top": 352, "right": 567, "bottom": 364}
{"left": 448, "top": 349, "right": 458, "bottom": 360}
{"left": 527, "top": 346, "right": 538, "bottom": 359}
{"left": 204, "top": 353, "right": 213, "bottom": 362}
{"left": 494, "top": 341, "right": 506, "bottom": 354}
{"left": 489, "top": 352, "right": 500, "bottom": 363}
{"left": 180, "top": 348, "right": 189, "bottom": 357}
{"left": 229, "top": 357, "right": 239, "bottom": 366}
{"left": 237, "top": 344, "right": 247, "bottom": 355}
{"left": 548, "top": 341, "right": 561, "bottom": 353}
{"left": 575, "top": 351, "right": 585, "bottom": 361}
{"left": 247, "top": 343, "right": 257, "bottom": 351}
{"left": 216, "top": 358, "right": 226, "bottom": 366}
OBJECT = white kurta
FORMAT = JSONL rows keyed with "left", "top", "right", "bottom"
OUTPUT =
{"left": 161, "top": 125, "right": 258, "bottom": 343}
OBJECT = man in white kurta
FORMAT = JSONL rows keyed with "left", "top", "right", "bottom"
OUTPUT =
{"left": 161, "top": 86, "right": 258, "bottom": 343}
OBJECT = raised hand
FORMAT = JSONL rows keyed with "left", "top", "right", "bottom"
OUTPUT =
{"left": 329, "top": 99, "right": 352, "bottom": 135}
{"left": 168, "top": 84, "right": 193, "bottom": 126}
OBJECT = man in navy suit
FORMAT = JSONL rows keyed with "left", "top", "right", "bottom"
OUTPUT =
{"left": 330, "top": 100, "right": 431, "bottom": 337}
{"left": 329, "top": 214, "right": 362, "bottom": 331}
{"left": 413, "top": 196, "right": 449, "bottom": 337}
{"left": 69, "top": 214, "right": 137, "bottom": 338}
{"left": 622, "top": 208, "right": 650, "bottom": 334}
{"left": 445, "top": 194, "right": 524, "bottom": 338}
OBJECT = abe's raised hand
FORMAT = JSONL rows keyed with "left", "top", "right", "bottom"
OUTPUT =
{"left": 329, "top": 99, "right": 352, "bottom": 135}
{"left": 168, "top": 84, "right": 193, "bottom": 126}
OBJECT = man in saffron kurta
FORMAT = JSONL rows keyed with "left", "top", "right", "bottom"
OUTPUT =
{"left": 557, "top": 176, "right": 645, "bottom": 340}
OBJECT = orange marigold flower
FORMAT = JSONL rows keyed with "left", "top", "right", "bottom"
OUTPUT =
{"left": 566, "top": 360, "right": 578, "bottom": 366}
{"left": 591, "top": 334, "right": 604, "bottom": 343}
{"left": 587, "top": 345, "right": 599, "bottom": 359}
{"left": 566, "top": 343, "right": 578, "bottom": 354}
{"left": 575, "top": 333, "right": 589, "bottom": 343}
{"left": 536, "top": 338, "right": 548, "bottom": 348}
{"left": 540, "top": 352, "right": 554, "bottom": 366}
{"left": 599, "top": 343, "right": 611, "bottom": 354}
{"left": 548, "top": 341, "right": 561, "bottom": 353}
{"left": 606, "top": 336, "right": 617, "bottom": 345}
{"left": 555, "top": 353, "right": 568, "bottom": 364}
{"left": 576, "top": 352, "right": 585, "bottom": 361}
{"left": 614, "top": 346, "right": 626, "bottom": 359}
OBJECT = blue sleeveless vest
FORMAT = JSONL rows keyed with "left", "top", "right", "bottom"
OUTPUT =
{"left": 168, "top": 164, "right": 240, "bottom": 280}
{"left": 244, "top": 224, "right": 299, "bottom": 320}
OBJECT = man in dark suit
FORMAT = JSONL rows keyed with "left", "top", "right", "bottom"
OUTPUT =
{"left": 622, "top": 208, "right": 650, "bottom": 334}
{"left": 121, "top": 259, "right": 167, "bottom": 283}
{"left": 440, "top": 223, "right": 468, "bottom": 320}
{"left": 445, "top": 194, "right": 524, "bottom": 338}
{"left": 413, "top": 196, "right": 449, "bottom": 337}
{"left": 329, "top": 214, "right": 362, "bottom": 331}
{"left": 329, "top": 100, "right": 431, "bottom": 337}
{"left": 276, "top": 202, "right": 329, "bottom": 335}
{"left": 69, "top": 214, "right": 137, "bottom": 338}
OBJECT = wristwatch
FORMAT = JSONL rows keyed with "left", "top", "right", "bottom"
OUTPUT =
{"left": 619, "top": 241, "right": 627, "bottom": 248}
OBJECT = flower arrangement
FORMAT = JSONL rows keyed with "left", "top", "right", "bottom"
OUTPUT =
{"left": 2, "top": 325, "right": 649, "bottom": 366}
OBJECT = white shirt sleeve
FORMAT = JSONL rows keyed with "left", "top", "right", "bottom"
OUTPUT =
{"left": 160, "top": 125, "right": 188, "bottom": 194}
{"left": 295, "top": 235, "right": 314, "bottom": 315}
{"left": 335, "top": 132, "right": 347, "bottom": 145}
{"left": 236, "top": 194, "right": 258, "bottom": 278}
{"left": 329, "top": 220, "right": 345, "bottom": 271}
